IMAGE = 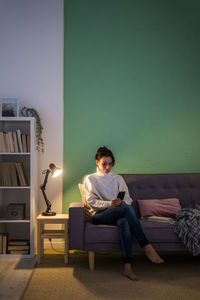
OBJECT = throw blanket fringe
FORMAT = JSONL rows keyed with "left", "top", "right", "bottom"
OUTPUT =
{"left": 174, "top": 207, "right": 200, "bottom": 256}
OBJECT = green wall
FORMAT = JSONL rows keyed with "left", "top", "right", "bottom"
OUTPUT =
{"left": 63, "top": 0, "right": 200, "bottom": 211}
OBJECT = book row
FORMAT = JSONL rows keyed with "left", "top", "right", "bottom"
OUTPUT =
{"left": 0, "top": 234, "right": 30, "bottom": 254}
{"left": 0, "top": 130, "right": 30, "bottom": 153}
{"left": 0, "top": 162, "right": 28, "bottom": 186}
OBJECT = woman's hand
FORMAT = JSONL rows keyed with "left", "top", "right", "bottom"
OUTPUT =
{"left": 111, "top": 198, "right": 124, "bottom": 207}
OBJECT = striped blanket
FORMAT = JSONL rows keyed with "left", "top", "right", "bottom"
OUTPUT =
{"left": 174, "top": 205, "right": 200, "bottom": 256}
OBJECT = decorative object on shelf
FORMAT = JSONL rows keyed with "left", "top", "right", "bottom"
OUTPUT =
{"left": 21, "top": 107, "right": 44, "bottom": 152}
{"left": 40, "top": 163, "right": 62, "bottom": 216}
{"left": 0, "top": 98, "right": 19, "bottom": 117}
{"left": 6, "top": 203, "right": 26, "bottom": 220}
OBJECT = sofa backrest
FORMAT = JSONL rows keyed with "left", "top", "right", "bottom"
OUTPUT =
{"left": 121, "top": 174, "right": 200, "bottom": 217}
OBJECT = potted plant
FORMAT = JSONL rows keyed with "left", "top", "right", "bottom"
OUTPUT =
{"left": 21, "top": 107, "right": 44, "bottom": 152}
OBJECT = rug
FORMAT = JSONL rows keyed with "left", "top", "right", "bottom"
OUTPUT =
{"left": 22, "top": 251, "right": 200, "bottom": 300}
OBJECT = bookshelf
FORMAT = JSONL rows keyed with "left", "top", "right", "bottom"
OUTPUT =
{"left": 0, "top": 117, "right": 38, "bottom": 258}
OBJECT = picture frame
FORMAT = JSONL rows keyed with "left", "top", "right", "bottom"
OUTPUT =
{"left": 0, "top": 98, "right": 19, "bottom": 117}
{"left": 6, "top": 203, "right": 26, "bottom": 220}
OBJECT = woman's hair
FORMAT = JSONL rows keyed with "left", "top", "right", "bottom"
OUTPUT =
{"left": 95, "top": 146, "right": 115, "bottom": 166}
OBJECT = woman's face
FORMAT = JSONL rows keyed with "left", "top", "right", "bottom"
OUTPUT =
{"left": 96, "top": 156, "right": 113, "bottom": 174}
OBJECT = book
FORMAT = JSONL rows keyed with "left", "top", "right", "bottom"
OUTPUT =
{"left": 10, "top": 162, "right": 18, "bottom": 186}
{"left": 16, "top": 129, "right": 23, "bottom": 152}
{"left": 7, "top": 245, "right": 30, "bottom": 251}
{"left": 27, "top": 135, "right": 30, "bottom": 152}
{"left": 0, "top": 234, "right": 3, "bottom": 254}
{"left": 146, "top": 216, "right": 174, "bottom": 223}
{"left": 15, "top": 162, "right": 28, "bottom": 186}
{"left": 0, "top": 132, "right": 5, "bottom": 152}
{"left": 2, "top": 233, "right": 8, "bottom": 254}
{"left": 3, "top": 132, "right": 10, "bottom": 152}
{"left": 8, "top": 239, "right": 29, "bottom": 246}
{"left": 0, "top": 162, "right": 12, "bottom": 186}
{"left": 9, "top": 250, "right": 29, "bottom": 254}
{"left": 13, "top": 131, "right": 19, "bottom": 152}
{"left": 6, "top": 162, "right": 12, "bottom": 186}
{"left": 0, "top": 163, "right": 3, "bottom": 185}
{"left": 21, "top": 134, "right": 27, "bottom": 152}
{"left": 8, "top": 131, "right": 14, "bottom": 152}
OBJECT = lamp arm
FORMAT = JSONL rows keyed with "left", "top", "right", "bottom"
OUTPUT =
{"left": 41, "top": 189, "right": 52, "bottom": 211}
{"left": 40, "top": 169, "right": 52, "bottom": 212}
{"left": 41, "top": 169, "right": 50, "bottom": 190}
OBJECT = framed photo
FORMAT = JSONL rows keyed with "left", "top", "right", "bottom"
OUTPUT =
{"left": 1, "top": 98, "right": 19, "bottom": 117}
{"left": 6, "top": 203, "right": 26, "bottom": 220}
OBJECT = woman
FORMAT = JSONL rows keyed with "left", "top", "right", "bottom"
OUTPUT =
{"left": 83, "top": 146, "right": 164, "bottom": 281}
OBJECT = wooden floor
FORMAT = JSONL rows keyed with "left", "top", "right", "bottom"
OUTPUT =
{"left": 0, "top": 257, "right": 35, "bottom": 300}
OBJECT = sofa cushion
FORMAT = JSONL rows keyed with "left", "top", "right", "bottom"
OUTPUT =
{"left": 85, "top": 220, "right": 180, "bottom": 244}
{"left": 141, "top": 220, "right": 180, "bottom": 243}
{"left": 78, "top": 184, "right": 91, "bottom": 209}
{"left": 78, "top": 184, "right": 93, "bottom": 221}
{"left": 85, "top": 222, "right": 120, "bottom": 244}
{"left": 137, "top": 198, "right": 181, "bottom": 219}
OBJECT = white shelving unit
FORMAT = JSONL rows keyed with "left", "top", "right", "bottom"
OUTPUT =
{"left": 0, "top": 117, "right": 38, "bottom": 258}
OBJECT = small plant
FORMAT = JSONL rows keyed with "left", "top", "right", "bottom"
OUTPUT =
{"left": 21, "top": 107, "right": 44, "bottom": 152}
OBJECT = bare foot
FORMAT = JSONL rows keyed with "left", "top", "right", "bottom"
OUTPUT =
{"left": 123, "top": 263, "right": 139, "bottom": 281}
{"left": 144, "top": 244, "right": 164, "bottom": 264}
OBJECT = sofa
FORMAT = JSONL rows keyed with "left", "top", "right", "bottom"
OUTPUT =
{"left": 68, "top": 173, "right": 200, "bottom": 270}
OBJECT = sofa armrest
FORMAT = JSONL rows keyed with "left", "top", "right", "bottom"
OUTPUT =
{"left": 69, "top": 202, "right": 85, "bottom": 250}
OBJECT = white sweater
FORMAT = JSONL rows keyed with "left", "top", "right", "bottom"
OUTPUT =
{"left": 83, "top": 168, "right": 133, "bottom": 212}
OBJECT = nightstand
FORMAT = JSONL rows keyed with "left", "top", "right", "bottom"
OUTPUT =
{"left": 37, "top": 214, "right": 69, "bottom": 264}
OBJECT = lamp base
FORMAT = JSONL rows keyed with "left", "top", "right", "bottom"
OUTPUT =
{"left": 42, "top": 211, "right": 56, "bottom": 216}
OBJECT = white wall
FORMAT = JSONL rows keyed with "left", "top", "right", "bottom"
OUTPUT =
{"left": 0, "top": 0, "right": 64, "bottom": 215}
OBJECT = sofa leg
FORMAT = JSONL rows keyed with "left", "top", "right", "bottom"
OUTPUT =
{"left": 88, "top": 251, "right": 94, "bottom": 271}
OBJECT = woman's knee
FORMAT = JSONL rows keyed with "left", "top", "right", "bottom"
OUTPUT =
{"left": 116, "top": 217, "right": 128, "bottom": 227}
{"left": 123, "top": 204, "right": 134, "bottom": 212}
{"left": 123, "top": 204, "right": 137, "bottom": 217}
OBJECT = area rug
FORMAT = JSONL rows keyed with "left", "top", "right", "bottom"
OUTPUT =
{"left": 0, "top": 257, "right": 35, "bottom": 300}
{"left": 22, "top": 251, "right": 200, "bottom": 300}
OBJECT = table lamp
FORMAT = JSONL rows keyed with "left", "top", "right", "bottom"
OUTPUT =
{"left": 40, "top": 163, "right": 62, "bottom": 216}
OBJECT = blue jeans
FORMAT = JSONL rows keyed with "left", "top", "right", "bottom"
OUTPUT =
{"left": 92, "top": 204, "right": 149, "bottom": 263}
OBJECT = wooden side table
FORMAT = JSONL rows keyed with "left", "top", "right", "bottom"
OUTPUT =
{"left": 37, "top": 214, "right": 69, "bottom": 264}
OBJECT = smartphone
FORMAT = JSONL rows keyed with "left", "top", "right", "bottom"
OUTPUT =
{"left": 117, "top": 191, "right": 125, "bottom": 200}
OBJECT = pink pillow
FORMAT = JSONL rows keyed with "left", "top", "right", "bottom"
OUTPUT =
{"left": 137, "top": 198, "right": 181, "bottom": 219}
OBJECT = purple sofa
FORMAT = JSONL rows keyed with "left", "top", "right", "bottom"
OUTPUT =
{"left": 69, "top": 173, "right": 200, "bottom": 270}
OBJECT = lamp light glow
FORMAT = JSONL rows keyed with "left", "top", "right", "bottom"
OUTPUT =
{"left": 52, "top": 169, "right": 62, "bottom": 178}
